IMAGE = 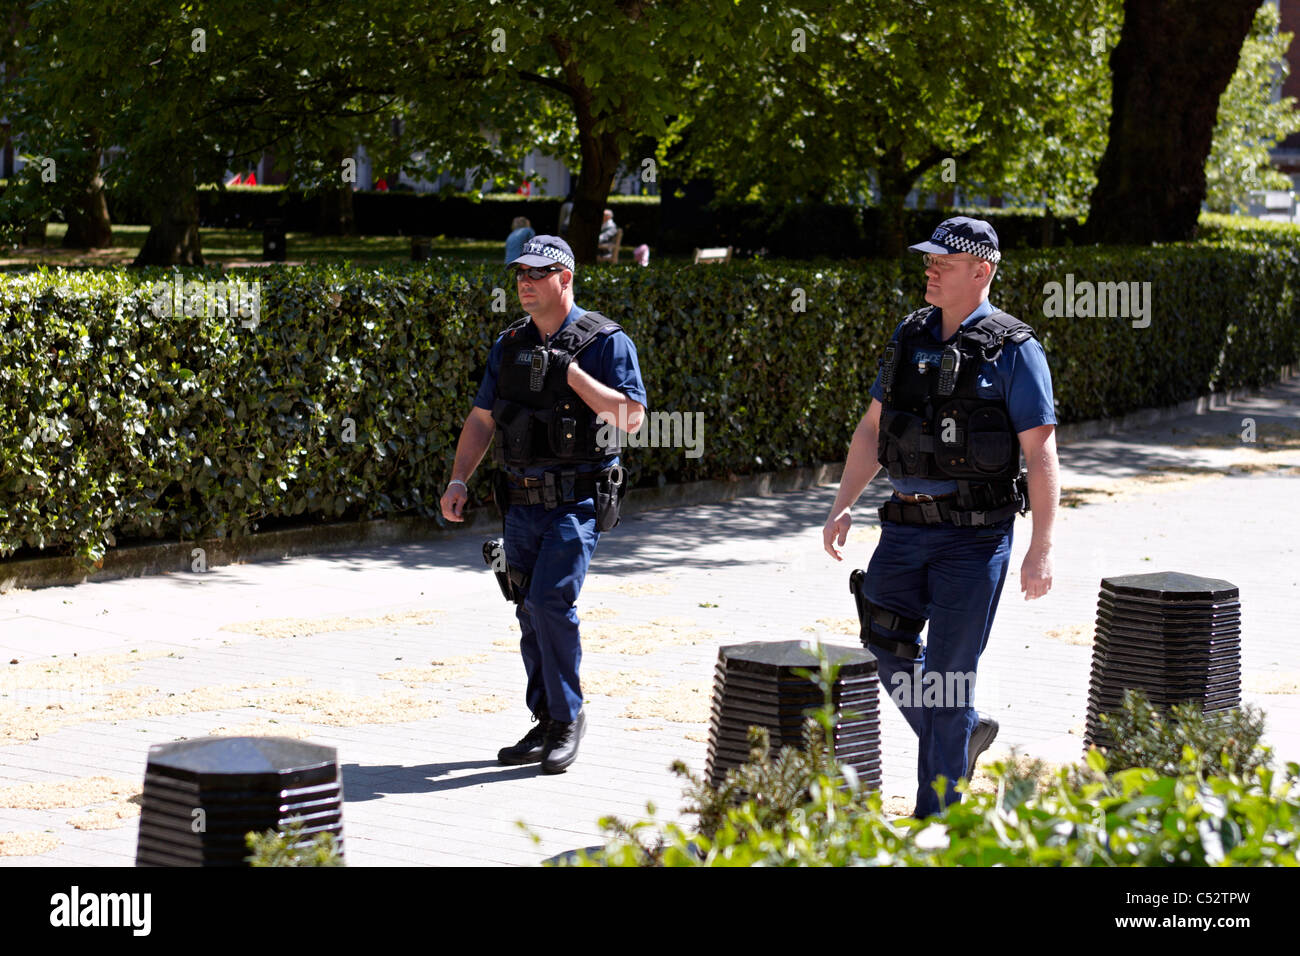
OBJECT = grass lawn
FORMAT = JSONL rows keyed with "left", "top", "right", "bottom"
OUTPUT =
{"left": 1, "top": 223, "right": 507, "bottom": 270}
{"left": 0, "top": 224, "right": 673, "bottom": 270}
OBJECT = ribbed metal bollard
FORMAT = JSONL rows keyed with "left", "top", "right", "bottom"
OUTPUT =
{"left": 136, "top": 736, "right": 343, "bottom": 867}
{"left": 705, "top": 641, "right": 880, "bottom": 791}
{"left": 1084, "top": 571, "right": 1241, "bottom": 752}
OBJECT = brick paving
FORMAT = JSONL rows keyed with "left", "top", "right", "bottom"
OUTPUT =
{"left": 1, "top": 378, "right": 1297, "bottom": 867}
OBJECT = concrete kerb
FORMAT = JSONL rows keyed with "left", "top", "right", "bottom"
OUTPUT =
{"left": 1054, "top": 364, "right": 1298, "bottom": 444}
{"left": 2, "top": 367, "right": 1296, "bottom": 593}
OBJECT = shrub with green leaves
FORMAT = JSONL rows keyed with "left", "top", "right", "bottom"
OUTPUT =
{"left": 244, "top": 819, "right": 344, "bottom": 867}
{"left": 558, "top": 655, "right": 1296, "bottom": 867}
{"left": 570, "top": 748, "right": 1299, "bottom": 868}
{"left": 2, "top": 234, "right": 1297, "bottom": 565}
{"left": 1097, "top": 688, "right": 1267, "bottom": 778}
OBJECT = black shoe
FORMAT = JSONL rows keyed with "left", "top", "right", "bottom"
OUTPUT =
{"left": 966, "top": 713, "right": 999, "bottom": 778}
{"left": 540, "top": 710, "right": 587, "bottom": 774}
{"left": 498, "top": 715, "right": 552, "bottom": 765}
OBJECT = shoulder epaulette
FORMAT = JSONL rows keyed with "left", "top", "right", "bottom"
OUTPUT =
{"left": 548, "top": 310, "right": 623, "bottom": 357}
{"left": 497, "top": 315, "right": 532, "bottom": 339}
{"left": 960, "top": 310, "right": 1036, "bottom": 361}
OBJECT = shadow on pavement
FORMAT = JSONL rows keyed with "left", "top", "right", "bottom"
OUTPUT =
{"left": 342, "top": 760, "right": 540, "bottom": 800}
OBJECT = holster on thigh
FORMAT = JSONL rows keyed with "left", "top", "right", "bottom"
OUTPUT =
{"left": 849, "top": 568, "right": 925, "bottom": 661}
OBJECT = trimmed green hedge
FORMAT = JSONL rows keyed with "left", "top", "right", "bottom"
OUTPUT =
{"left": 2, "top": 240, "right": 1297, "bottom": 563}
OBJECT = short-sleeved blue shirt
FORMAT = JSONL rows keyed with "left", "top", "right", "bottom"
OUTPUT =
{"left": 868, "top": 300, "right": 1056, "bottom": 496}
{"left": 474, "top": 302, "right": 648, "bottom": 476}
{"left": 504, "top": 227, "right": 535, "bottom": 264}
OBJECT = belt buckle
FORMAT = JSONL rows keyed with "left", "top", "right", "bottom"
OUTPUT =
{"left": 913, "top": 493, "right": 935, "bottom": 503}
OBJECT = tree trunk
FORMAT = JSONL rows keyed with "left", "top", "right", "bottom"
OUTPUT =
{"left": 62, "top": 145, "right": 112, "bottom": 249}
{"left": 1084, "top": 0, "right": 1259, "bottom": 244}
{"left": 133, "top": 164, "right": 203, "bottom": 266}
{"left": 317, "top": 144, "right": 356, "bottom": 235}
{"left": 567, "top": 138, "right": 619, "bottom": 265}
{"left": 1040, "top": 203, "right": 1056, "bottom": 248}
{"left": 551, "top": 34, "right": 621, "bottom": 265}
{"left": 875, "top": 151, "right": 914, "bottom": 259}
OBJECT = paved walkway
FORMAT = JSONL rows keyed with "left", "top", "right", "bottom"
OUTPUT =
{"left": 1, "top": 379, "right": 1297, "bottom": 866}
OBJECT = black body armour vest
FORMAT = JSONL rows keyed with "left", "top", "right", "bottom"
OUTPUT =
{"left": 877, "top": 307, "right": 1036, "bottom": 483}
{"left": 491, "top": 311, "right": 622, "bottom": 469}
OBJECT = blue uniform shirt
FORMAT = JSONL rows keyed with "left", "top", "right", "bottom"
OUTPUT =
{"left": 868, "top": 301, "right": 1056, "bottom": 496}
{"left": 504, "top": 227, "right": 536, "bottom": 264}
{"left": 474, "top": 303, "right": 648, "bottom": 477}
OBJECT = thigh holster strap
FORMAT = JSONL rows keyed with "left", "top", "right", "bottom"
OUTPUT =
{"left": 849, "top": 569, "right": 925, "bottom": 660}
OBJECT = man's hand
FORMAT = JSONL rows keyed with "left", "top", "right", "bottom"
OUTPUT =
{"left": 544, "top": 348, "right": 572, "bottom": 387}
{"left": 440, "top": 482, "right": 468, "bottom": 522}
{"left": 1021, "top": 545, "right": 1052, "bottom": 599}
{"left": 823, "top": 510, "right": 852, "bottom": 561}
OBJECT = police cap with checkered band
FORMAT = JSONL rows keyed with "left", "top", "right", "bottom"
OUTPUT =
{"left": 508, "top": 235, "right": 577, "bottom": 272}
{"left": 908, "top": 216, "right": 1001, "bottom": 264}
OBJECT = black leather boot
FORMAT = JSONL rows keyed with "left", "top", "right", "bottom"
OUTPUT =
{"left": 498, "top": 713, "right": 552, "bottom": 765}
{"left": 540, "top": 709, "right": 586, "bottom": 774}
{"left": 966, "top": 712, "right": 999, "bottom": 778}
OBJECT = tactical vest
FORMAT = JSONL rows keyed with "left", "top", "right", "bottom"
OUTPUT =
{"left": 491, "top": 311, "right": 622, "bottom": 469}
{"left": 877, "top": 307, "right": 1036, "bottom": 483}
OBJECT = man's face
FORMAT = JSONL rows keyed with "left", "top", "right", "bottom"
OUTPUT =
{"left": 515, "top": 264, "right": 569, "bottom": 314}
{"left": 923, "top": 252, "right": 989, "bottom": 309}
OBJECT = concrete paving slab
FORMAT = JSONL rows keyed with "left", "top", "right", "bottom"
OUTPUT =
{"left": 1, "top": 377, "right": 1297, "bottom": 866}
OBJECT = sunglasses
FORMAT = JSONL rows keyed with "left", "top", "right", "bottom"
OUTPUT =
{"left": 922, "top": 253, "right": 982, "bottom": 269}
{"left": 514, "top": 266, "right": 564, "bottom": 280}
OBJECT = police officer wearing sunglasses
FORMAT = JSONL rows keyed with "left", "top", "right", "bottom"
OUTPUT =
{"left": 824, "top": 217, "right": 1059, "bottom": 818}
{"left": 441, "top": 236, "right": 647, "bottom": 774}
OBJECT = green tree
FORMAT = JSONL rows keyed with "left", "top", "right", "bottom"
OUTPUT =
{"left": 1204, "top": 1, "right": 1300, "bottom": 214}
{"left": 3, "top": 1, "right": 418, "bottom": 263}
{"left": 1085, "top": 0, "right": 1262, "bottom": 244}
{"left": 668, "top": 0, "right": 1120, "bottom": 255}
{"left": 391, "top": 1, "right": 743, "bottom": 263}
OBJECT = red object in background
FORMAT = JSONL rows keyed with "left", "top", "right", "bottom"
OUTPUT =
{"left": 226, "top": 173, "right": 243, "bottom": 186}
{"left": 517, "top": 180, "right": 531, "bottom": 196}
{"left": 375, "top": 178, "right": 389, "bottom": 191}
{"left": 245, "top": 172, "right": 257, "bottom": 186}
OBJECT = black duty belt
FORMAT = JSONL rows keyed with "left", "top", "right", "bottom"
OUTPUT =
{"left": 506, "top": 470, "right": 601, "bottom": 508}
{"left": 879, "top": 496, "right": 1021, "bottom": 528}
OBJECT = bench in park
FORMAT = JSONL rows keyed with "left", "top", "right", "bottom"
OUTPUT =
{"left": 693, "top": 246, "right": 732, "bottom": 264}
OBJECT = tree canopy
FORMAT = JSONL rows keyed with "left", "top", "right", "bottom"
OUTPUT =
{"left": 2, "top": 0, "right": 1292, "bottom": 260}
{"left": 1204, "top": 1, "right": 1300, "bottom": 214}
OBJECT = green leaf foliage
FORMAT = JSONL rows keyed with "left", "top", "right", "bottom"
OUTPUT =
{"left": 1098, "top": 689, "right": 1268, "bottom": 779}
{"left": 1204, "top": 2, "right": 1300, "bottom": 214}
{"left": 245, "top": 819, "right": 345, "bottom": 867}
{"left": 556, "top": 658, "right": 1298, "bottom": 867}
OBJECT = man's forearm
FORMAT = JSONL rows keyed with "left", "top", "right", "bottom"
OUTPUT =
{"left": 567, "top": 364, "right": 644, "bottom": 432}
{"left": 1024, "top": 439, "right": 1059, "bottom": 551}
{"left": 833, "top": 421, "right": 882, "bottom": 514}
{"left": 450, "top": 414, "right": 496, "bottom": 483}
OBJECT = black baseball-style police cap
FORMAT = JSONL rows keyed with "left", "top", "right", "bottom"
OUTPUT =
{"left": 509, "top": 235, "right": 577, "bottom": 272}
{"left": 908, "top": 216, "right": 1002, "bottom": 264}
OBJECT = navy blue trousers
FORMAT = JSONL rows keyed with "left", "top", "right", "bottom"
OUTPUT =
{"left": 862, "top": 517, "right": 1014, "bottom": 818}
{"left": 503, "top": 498, "right": 600, "bottom": 723}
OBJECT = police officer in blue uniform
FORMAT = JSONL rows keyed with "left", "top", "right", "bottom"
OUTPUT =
{"left": 441, "top": 236, "right": 647, "bottom": 774}
{"left": 824, "top": 217, "right": 1059, "bottom": 818}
